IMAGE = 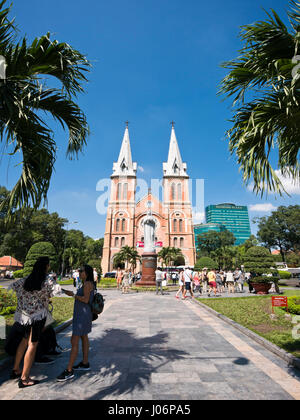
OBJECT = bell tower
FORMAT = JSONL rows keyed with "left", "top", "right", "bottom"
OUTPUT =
{"left": 163, "top": 123, "right": 196, "bottom": 267}
{"left": 101, "top": 124, "right": 137, "bottom": 274}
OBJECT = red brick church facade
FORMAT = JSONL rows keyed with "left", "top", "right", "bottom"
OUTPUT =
{"left": 101, "top": 125, "right": 196, "bottom": 274}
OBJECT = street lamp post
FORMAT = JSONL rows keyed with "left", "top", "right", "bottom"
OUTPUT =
{"left": 61, "top": 221, "right": 78, "bottom": 278}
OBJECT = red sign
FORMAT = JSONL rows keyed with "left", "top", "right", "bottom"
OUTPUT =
{"left": 136, "top": 242, "right": 144, "bottom": 248}
{"left": 272, "top": 296, "right": 288, "bottom": 307}
{"left": 155, "top": 242, "right": 163, "bottom": 248}
{"left": 272, "top": 296, "right": 288, "bottom": 313}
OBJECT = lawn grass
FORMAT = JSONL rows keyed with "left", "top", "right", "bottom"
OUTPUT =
{"left": 197, "top": 290, "right": 300, "bottom": 358}
{"left": 0, "top": 297, "right": 74, "bottom": 361}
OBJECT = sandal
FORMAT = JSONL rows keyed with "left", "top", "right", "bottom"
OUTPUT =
{"left": 18, "top": 378, "right": 40, "bottom": 388}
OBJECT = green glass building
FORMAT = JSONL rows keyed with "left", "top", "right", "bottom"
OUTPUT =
{"left": 205, "top": 204, "right": 251, "bottom": 246}
{"left": 194, "top": 223, "right": 226, "bottom": 250}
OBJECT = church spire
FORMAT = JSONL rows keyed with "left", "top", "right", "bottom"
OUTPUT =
{"left": 112, "top": 124, "right": 137, "bottom": 177}
{"left": 163, "top": 124, "right": 188, "bottom": 177}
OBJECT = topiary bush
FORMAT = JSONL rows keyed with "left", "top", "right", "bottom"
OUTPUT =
{"left": 286, "top": 296, "right": 300, "bottom": 315}
{"left": 243, "top": 246, "right": 277, "bottom": 277}
{"left": 23, "top": 242, "right": 58, "bottom": 277}
{"left": 278, "top": 270, "right": 292, "bottom": 280}
{"left": 195, "top": 256, "right": 218, "bottom": 271}
{"left": 13, "top": 269, "right": 24, "bottom": 279}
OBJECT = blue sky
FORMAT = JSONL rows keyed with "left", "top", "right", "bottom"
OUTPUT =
{"left": 0, "top": 0, "right": 299, "bottom": 238}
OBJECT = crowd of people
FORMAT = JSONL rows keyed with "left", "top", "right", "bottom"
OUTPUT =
{"left": 174, "top": 267, "right": 249, "bottom": 299}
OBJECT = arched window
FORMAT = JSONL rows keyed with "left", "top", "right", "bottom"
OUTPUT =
{"left": 123, "top": 183, "right": 128, "bottom": 200}
{"left": 116, "top": 219, "right": 120, "bottom": 232}
{"left": 117, "top": 183, "right": 122, "bottom": 200}
{"left": 173, "top": 219, "right": 177, "bottom": 232}
{"left": 121, "top": 237, "right": 125, "bottom": 247}
{"left": 177, "top": 183, "right": 182, "bottom": 200}
{"left": 122, "top": 219, "right": 126, "bottom": 232}
{"left": 174, "top": 237, "right": 178, "bottom": 247}
{"left": 115, "top": 237, "right": 119, "bottom": 247}
{"left": 180, "top": 237, "right": 184, "bottom": 248}
{"left": 179, "top": 219, "right": 183, "bottom": 232}
{"left": 171, "top": 183, "right": 175, "bottom": 200}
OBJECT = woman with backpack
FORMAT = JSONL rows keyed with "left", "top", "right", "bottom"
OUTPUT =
{"left": 57, "top": 264, "right": 95, "bottom": 382}
{"left": 10, "top": 257, "right": 54, "bottom": 388}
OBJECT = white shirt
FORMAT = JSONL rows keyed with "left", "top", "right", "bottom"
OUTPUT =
{"left": 183, "top": 269, "right": 193, "bottom": 283}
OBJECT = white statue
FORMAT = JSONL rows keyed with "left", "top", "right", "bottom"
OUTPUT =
{"left": 143, "top": 212, "right": 156, "bottom": 253}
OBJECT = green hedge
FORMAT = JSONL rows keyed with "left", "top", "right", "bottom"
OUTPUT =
{"left": 0, "top": 289, "right": 17, "bottom": 316}
{"left": 287, "top": 296, "right": 300, "bottom": 315}
{"left": 13, "top": 269, "right": 24, "bottom": 279}
{"left": 278, "top": 270, "right": 292, "bottom": 280}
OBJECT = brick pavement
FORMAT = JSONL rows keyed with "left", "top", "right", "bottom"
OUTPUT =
{"left": 0, "top": 289, "right": 300, "bottom": 400}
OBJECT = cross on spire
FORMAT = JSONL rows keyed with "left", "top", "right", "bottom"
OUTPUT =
{"left": 125, "top": 121, "right": 129, "bottom": 128}
{"left": 170, "top": 121, "right": 175, "bottom": 128}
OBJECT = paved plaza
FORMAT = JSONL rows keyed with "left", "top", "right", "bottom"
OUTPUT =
{"left": 0, "top": 289, "right": 300, "bottom": 400}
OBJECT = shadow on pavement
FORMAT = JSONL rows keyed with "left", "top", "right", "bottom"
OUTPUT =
{"left": 78, "top": 328, "right": 188, "bottom": 400}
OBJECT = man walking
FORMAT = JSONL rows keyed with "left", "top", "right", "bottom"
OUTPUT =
{"left": 183, "top": 267, "right": 194, "bottom": 299}
{"left": 155, "top": 267, "right": 164, "bottom": 295}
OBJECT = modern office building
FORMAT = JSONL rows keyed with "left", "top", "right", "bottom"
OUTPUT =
{"left": 205, "top": 203, "right": 251, "bottom": 246}
{"left": 193, "top": 223, "right": 226, "bottom": 250}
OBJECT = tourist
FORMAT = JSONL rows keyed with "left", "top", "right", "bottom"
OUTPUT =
{"left": 207, "top": 269, "right": 217, "bottom": 297}
{"left": 121, "top": 269, "right": 130, "bottom": 294}
{"left": 235, "top": 268, "right": 245, "bottom": 293}
{"left": 183, "top": 267, "right": 194, "bottom": 299}
{"left": 175, "top": 268, "right": 185, "bottom": 300}
{"left": 10, "top": 257, "right": 54, "bottom": 388}
{"left": 216, "top": 271, "right": 224, "bottom": 294}
{"left": 155, "top": 267, "right": 164, "bottom": 295}
{"left": 93, "top": 268, "right": 98, "bottom": 285}
{"left": 201, "top": 268, "right": 208, "bottom": 294}
{"left": 193, "top": 271, "right": 202, "bottom": 296}
{"left": 116, "top": 267, "right": 123, "bottom": 290}
{"left": 57, "top": 265, "right": 95, "bottom": 382}
{"left": 171, "top": 272, "right": 177, "bottom": 285}
{"left": 233, "top": 268, "right": 242, "bottom": 292}
{"left": 226, "top": 270, "right": 235, "bottom": 293}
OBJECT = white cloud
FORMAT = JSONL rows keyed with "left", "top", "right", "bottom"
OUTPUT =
{"left": 249, "top": 204, "right": 277, "bottom": 212}
{"left": 192, "top": 211, "right": 205, "bottom": 223}
{"left": 138, "top": 166, "right": 145, "bottom": 173}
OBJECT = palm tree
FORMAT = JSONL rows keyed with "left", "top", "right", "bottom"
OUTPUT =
{"left": 158, "top": 247, "right": 184, "bottom": 268}
{"left": 219, "top": 1, "right": 300, "bottom": 196}
{"left": 114, "top": 246, "right": 141, "bottom": 271}
{"left": 0, "top": 1, "right": 91, "bottom": 217}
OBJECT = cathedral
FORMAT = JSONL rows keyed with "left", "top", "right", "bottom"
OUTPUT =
{"left": 101, "top": 124, "right": 196, "bottom": 274}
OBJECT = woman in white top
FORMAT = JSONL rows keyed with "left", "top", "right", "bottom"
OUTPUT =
{"left": 10, "top": 257, "right": 54, "bottom": 388}
{"left": 175, "top": 269, "right": 185, "bottom": 300}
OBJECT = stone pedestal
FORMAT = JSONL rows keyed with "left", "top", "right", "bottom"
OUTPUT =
{"left": 136, "top": 252, "right": 157, "bottom": 287}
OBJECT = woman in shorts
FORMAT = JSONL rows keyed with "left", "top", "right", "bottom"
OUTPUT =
{"left": 10, "top": 257, "right": 53, "bottom": 388}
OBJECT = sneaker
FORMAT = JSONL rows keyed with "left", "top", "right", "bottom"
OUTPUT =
{"left": 57, "top": 369, "right": 75, "bottom": 382}
{"left": 35, "top": 357, "right": 55, "bottom": 365}
{"left": 73, "top": 362, "right": 91, "bottom": 371}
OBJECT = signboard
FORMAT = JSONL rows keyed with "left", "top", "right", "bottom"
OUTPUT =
{"left": 272, "top": 296, "right": 288, "bottom": 313}
{"left": 137, "top": 242, "right": 163, "bottom": 248}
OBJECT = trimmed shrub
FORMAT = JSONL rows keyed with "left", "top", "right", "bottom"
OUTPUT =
{"left": 0, "top": 289, "right": 17, "bottom": 316}
{"left": 278, "top": 270, "right": 292, "bottom": 280}
{"left": 286, "top": 296, "right": 300, "bottom": 315}
{"left": 195, "top": 257, "right": 218, "bottom": 271}
{"left": 23, "top": 242, "right": 58, "bottom": 277}
{"left": 243, "top": 246, "right": 277, "bottom": 276}
{"left": 13, "top": 269, "right": 24, "bottom": 279}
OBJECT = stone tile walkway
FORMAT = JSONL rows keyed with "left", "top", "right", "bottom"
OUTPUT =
{"left": 0, "top": 290, "right": 300, "bottom": 400}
